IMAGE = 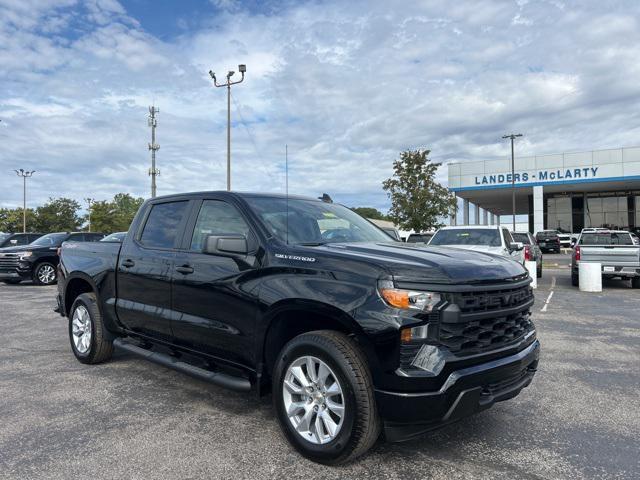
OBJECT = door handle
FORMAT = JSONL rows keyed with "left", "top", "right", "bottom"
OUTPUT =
{"left": 122, "top": 259, "right": 135, "bottom": 268}
{"left": 175, "top": 265, "right": 194, "bottom": 274}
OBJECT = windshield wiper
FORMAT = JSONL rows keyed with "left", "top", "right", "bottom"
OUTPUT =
{"left": 295, "top": 241, "right": 329, "bottom": 246}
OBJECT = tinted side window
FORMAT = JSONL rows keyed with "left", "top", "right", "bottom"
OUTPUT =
{"left": 68, "top": 233, "right": 84, "bottom": 241}
{"left": 140, "top": 201, "right": 189, "bottom": 249}
{"left": 190, "top": 200, "right": 250, "bottom": 251}
{"left": 86, "top": 233, "right": 104, "bottom": 242}
{"left": 14, "top": 235, "right": 28, "bottom": 245}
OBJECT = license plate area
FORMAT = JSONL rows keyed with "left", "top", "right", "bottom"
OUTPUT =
{"left": 603, "top": 266, "right": 615, "bottom": 272}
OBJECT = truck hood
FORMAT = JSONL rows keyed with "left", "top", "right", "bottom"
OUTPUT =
{"left": 308, "top": 242, "right": 527, "bottom": 284}
{"left": 0, "top": 244, "right": 54, "bottom": 253}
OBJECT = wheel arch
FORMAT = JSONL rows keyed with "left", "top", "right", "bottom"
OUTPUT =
{"left": 260, "top": 300, "right": 373, "bottom": 376}
{"left": 63, "top": 273, "right": 98, "bottom": 317}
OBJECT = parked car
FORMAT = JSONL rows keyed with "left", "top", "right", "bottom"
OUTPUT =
{"left": 535, "top": 230, "right": 561, "bottom": 253}
{"left": 0, "top": 231, "right": 105, "bottom": 285}
{"left": 630, "top": 232, "right": 639, "bottom": 246}
{"left": 406, "top": 232, "right": 433, "bottom": 244}
{"left": 0, "top": 232, "right": 44, "bottom": 248}
{"left": 428, "top": 225, "right": 525, "bottom": 265}
{"left": 556, "top": 232, "right": 572, "bottom": 248}
{"left": 57, "top": 191, "right": 539, "bottom": 464}
{"left": 512, "top": 232, "right": 543, "bottom": 278}
{"left": 571, "top": 229, "right": 640, "bottom": 288}
{"left": 101, "top": 232, "right": 127, "bottom": 242}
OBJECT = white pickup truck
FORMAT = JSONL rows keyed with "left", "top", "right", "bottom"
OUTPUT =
{"left": 571, "top": 229, "right": 640, "bottom": 288}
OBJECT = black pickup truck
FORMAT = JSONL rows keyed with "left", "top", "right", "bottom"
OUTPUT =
{"left": 57, "top": 191, "right": 539, "bottom": 464}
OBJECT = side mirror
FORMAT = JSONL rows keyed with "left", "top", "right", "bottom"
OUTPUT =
{"left": 203, "top": 234, "right": 248, "bottom": 256}
{"left": 509, "top": 242, "right": 524, "bottom": 251}
{"left": 9, "top": 239, "right": 17, "bottom": 245}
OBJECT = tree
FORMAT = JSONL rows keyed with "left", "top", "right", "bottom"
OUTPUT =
{"left": 88, "top": 193, "right": 144, "bottom": 233}
{"left": 0, "top": 208, "right": 35, "bottom": 232}
{"left": 382, "top": 149, "right": 457, "bottom": 231}
{"left": 351, "top": 207, "right": 389, "bottom": 221}
{"left": 33, "top": 198, "right": 82, "bottom": 232}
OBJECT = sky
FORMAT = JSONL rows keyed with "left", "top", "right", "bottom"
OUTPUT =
{"left": 1, "top": 0, "right": 640, "bottom": 215}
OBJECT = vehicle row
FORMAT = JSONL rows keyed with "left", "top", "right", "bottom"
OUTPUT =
{"left": 0, "top": 231, "right": 126, "bottom": 285}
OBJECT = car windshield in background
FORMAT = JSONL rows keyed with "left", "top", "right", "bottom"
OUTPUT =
{"left": 244, "top": 197, "right": 392, "bottom": 245}
{"left": 430, "top": 229, "right": 501, "bottom": 247}
{"left": 30, "top": 233, "right": 68, "bottom": 246}
{"left": 579, "top": 233, "right": 633, "bottom": 245}
{"left": 101, "top": 232, "right": 126, "bottom": 242}
{"left": 512, "top": 233, "right": 531, "bottom": 244}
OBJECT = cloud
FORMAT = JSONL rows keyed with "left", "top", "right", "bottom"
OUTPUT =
{"left": 1, "top": 0, "right": 640, "bottom": 216}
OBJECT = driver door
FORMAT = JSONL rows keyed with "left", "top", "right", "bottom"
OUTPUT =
{"left": 170, "top": 198, "right": 260, "bottom": 367}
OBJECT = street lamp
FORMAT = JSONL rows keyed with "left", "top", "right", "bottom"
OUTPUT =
{"left": 85, "top": 198, "right": 94, "bottom": 232}
{"left": 209, "top": 64, "right": 247, "bottom": 191}
{"left": 502, "top": 133, "right": 523, "bottom": 231}
{"left": 14, "top": 169, "right": 35, "bottom": 233}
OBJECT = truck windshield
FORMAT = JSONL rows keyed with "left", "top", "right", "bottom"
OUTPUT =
{"left": 244, "top": 197, "right": 392, "bottom": 245}
{"left": 430, "top": 229, "right": 501, "bottom": 247}
{"left": 579, "top": 233, "right": 633, "bottom": 245}
{"left": 30, "top": 233, "right": 68, "bottom": 246}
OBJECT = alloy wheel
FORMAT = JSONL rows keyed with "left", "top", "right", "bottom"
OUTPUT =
{"left": 37, "top": 264, "right": 56, "bottom": 284}
{"left": 71, "top": 305, "right": 92, "bottom": 354}
{"left": 282, "top": 356, "right": 345, "bottom": 445}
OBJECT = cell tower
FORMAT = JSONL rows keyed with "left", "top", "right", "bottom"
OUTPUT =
{"left": 148, "top": 106, "right": 160, "bottom": 197}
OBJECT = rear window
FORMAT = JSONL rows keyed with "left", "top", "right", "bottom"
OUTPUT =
{"left": 512, "top": 233, "right": 531, "bottom": 244}
{"left": 430, "top": 229, "right": 501, "bottom": 247}
{"left": 407, "top": 234, "right": 432, "bottom": 243}
{"left": 579, "top": 233, "right": 633, "bottom": 245}
{"left": 139, "top": 201, "right": 189, "bottom": 249}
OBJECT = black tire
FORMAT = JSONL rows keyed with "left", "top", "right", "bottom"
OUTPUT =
{"left": 2, "top": 279, "right": 22, "bottom": 284}
{"left": 537, "top": 263, "right": 542, "bottom": 278}
{"left": 571, "top": 272, "right": 579, "bottom": 287}
{"left": 32, "top": 262, "right": 57, "bottom": 286}
{"left": 632, "top": 277, "right": 640, "bottom": 289}
{"left": 69, "top": 292, "right": 114, "bottom": 364}
{"left": 272, "top": 330, "right": 381, "bottom": 465}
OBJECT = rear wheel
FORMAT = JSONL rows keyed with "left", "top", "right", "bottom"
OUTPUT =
{"left": 632, "top": 277, "right": 640, "bottom": 289}
{"left": 571, "top": 272, "right": 579, "bottom": 287}
{"left": 33, "top": 262, "right": 57, "bottom": 285}
{"left": 273, "top": 330, "right": 380, "bottom": 465}
{"left": 537, "top": 262, "right": 542, "bottom": 278}
{"left": 69, "top": 292, "right": 114, "bottom": 364}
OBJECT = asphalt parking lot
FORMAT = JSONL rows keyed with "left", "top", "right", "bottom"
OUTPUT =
{"left": 1, "top": 260, "right": 639, "bottom": 479}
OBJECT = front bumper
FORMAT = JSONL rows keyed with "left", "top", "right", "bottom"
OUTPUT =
{"left": 0, "top": 267, "right": 31, "bottom": 280}
{"left": 376, "top": 340, "right": 540, "bottom": 442}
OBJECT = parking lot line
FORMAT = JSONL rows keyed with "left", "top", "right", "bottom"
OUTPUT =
{"left": 540, "top": 276, "right": 556, "bottom": 312}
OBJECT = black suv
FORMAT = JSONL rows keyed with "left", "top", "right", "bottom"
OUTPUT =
{"left": 0, "top": 231, "right": 105, "bottom": 285}
{"left": 0, "top": 232, "right": 44, "bottom": 248}
{"left": 535, "top": 231, "right": 561, "bottom": 253}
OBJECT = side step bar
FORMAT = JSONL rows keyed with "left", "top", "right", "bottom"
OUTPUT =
{"left": 113, "top": 338, "right": 251, "bottom": 392}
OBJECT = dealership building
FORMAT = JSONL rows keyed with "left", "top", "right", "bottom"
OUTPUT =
{"left": 448, "top": 146, "right": 640, "bottom": 234}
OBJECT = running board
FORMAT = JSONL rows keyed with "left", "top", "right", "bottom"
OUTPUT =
{"left": 113, "top": 338, "right": 251, "bottom": 392}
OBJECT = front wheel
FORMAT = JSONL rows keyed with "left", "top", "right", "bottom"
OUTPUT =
{"left": 273, "top": 330, "right": 381, "bottom": 465}
{"left": 33, "top": 262, "right": 57, "bottom": 285}
{"left": 69, "top": 293, "right": 114, "bottom": 364}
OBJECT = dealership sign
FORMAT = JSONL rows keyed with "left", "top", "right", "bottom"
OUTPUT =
{"left": 474, "top": 167, "right": 599, "bottom": 186}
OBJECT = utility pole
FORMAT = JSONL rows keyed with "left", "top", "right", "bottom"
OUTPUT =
{"left": 14, "top": 169, "right": 35, "bottom": 233}
{"left": 148, "top": 106, "right": 160, "bottom": 198}
{"left": 84, "top": 198, "right": 94, "bottom": 232}
{"left": 502, "top": 133, "right": 523, "bottom": 231}
{"left": 209, "top": 64, "right": 247, "bottom": 191}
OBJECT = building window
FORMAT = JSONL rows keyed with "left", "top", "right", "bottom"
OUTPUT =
{"left": 586, "top": 196, "right": 629, "bottom": 230}
{"left": 546, "top": 197, "right": 571, "bottom": 233}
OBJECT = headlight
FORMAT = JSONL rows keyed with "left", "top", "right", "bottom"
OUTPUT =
{"left": 16, "top": 251, "right": 32, "bottom": 259}
{"left": 378, "top": 280, "right": 441, "bottom": 312}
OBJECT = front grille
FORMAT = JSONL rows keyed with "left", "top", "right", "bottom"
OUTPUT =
{"left": 0, "top": 254, "right": 20, "bottom": 270}
{"left": 439, "top": 284, "right": 534, "bottom": 356}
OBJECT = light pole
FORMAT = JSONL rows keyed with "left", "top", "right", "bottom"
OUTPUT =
{"left": 209, "top": 64, "right": 246, "bottom": 191}
{"left": 14, "top": 169, "right": 35, "bottom": 233}
{"left": 85, "top": 198, "right": 94, "bottom": 232}
{"left": 502, "top": 133, "right": 523, "bottom": 231}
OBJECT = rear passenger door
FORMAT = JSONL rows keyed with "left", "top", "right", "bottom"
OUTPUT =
{"left": 170, "top": 198, "right": 261, "bottom": 366}
{"left": 116, "top": 200, "right": 191, "bottom": 341}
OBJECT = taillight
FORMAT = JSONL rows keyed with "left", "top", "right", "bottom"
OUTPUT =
{"left": 524, "top": 245, "right": 532, "bottom": 261}
{"left": 574, "top": 245, "right": 581, "bottom": 261}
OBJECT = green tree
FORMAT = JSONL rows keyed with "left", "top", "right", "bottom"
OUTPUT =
{"left": 88, "top": 193, "right": 144, "bottom": 233}
{"left": 0, "top": 208, "right": 35, "bottom": 232}
{"left": 382, "top": 149, "right": 457, "bottom": 231}
{"left": 351, "top": 207, "right": 389, "bottom": 221}
{"left": 33, "top": 198, "right": 82, "bottom": 232}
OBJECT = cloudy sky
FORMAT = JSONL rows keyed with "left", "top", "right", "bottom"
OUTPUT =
{"left": 1, "top": 0, "right": 639, "bottom": 214}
